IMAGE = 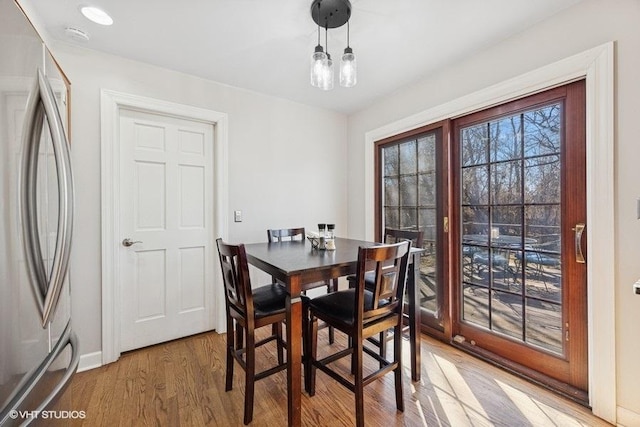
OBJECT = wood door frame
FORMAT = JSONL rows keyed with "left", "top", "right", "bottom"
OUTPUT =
{"left": 100, "top": 90, "right": 229, "bottom": 365}
{"left": 363, "top": 43, "right": 615, "bottom": 422}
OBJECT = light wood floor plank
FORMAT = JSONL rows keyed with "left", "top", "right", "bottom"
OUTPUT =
{"left": 59, "top": 330, "right": 610, "bottom": 426}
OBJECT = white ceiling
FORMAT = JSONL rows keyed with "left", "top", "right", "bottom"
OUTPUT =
{"left": 27, "top": 0, "right": 583, "bottom": 114}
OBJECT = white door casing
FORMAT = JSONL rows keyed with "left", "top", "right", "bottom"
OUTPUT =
{"left": 119, "top": 109, "right": 214, "bottom": 351}
{"left": 101, "top": 90, "right": 229, "bottom": 364}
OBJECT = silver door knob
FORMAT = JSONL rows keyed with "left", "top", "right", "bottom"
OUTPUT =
{"left": 122, "top": 238, "right": 142, "bottom": 247}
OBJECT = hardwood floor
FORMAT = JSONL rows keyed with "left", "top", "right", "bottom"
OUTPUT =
{"left": 51, "top": 330, "right": 610, "bottom": 426}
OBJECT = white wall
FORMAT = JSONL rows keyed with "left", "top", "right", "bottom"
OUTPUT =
{"left": 45, "top": 42, "right": 348, "bottom": 362}
{"left": 347, "top": 0, "right": 640, "bottom": 423}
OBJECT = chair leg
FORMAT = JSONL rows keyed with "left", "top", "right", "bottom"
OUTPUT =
{"left": 354, "top": 336, "right": 365, "bottom": 427}
{"left": 225, "top": 317, "right": 235, "bottom": 392}
{"left": 273, "top": 323, "right": 284, "bottom": 364}
{"left": 393, "top": 322, "right": 404, "bottom": 412}
{"left": 307, "top": 315, "right": 318, "bottom": 396}
{"left": 326, "top": 279, "right": 338, "bottom": 344}
{"left": 379, "top": 330, "right": 387, "bottom": 368}
{"left": 244, "top": 330, "right": 256, "bottom": 425}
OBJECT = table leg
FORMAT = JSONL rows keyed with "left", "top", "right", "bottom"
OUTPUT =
{"left": 286, "top": 276, "right": 302, "bottom": 427}
{"left": 408, "top": 253, "right": 421, "bottom": 382}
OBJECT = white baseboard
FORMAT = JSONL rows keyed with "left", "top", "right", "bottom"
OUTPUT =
{"left": 617, "top": 406, "right": 640, "bottom": 427}
{"left": 77, "top": 351, "right": 102, "bottom": 372}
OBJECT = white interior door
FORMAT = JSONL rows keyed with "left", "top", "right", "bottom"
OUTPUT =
{"left": 119, "top": 108, "right": 215, "bottom": 352}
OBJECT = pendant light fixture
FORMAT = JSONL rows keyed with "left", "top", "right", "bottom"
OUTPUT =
{"left": 340, "top": 21, "right": 356, "bottom": 87}
{"left": 309, "top": 0, "right": 355, "bottom": 90}
{"left": 310, "top": 1, "right": 326, "bottom": 87}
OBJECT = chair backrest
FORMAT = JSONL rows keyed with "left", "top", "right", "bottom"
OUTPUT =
{"left": 383, "top": 228, "right": 424, "bottom": 249}
{"left": 353, "top": 240, "right": 411, "bottom": 322}
{"left": 267, "top": 227, "right": 305, "bottom": 242}
{"left": 216, "top": 238, "right": 254, "bottom": 318}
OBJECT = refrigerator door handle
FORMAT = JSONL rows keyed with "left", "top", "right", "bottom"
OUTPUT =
{"left": 0, "top": 321, "right": 79, "bottom": 425}
{"left": 20, "top": 69, "right": 74, "bottom": 327}
{"left": 21, "top": 70, "right": 48, "bottom": 315}
{"left": 38, "top": 69, "right": 74, "bottom": 327}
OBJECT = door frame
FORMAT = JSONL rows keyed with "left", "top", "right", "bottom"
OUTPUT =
{"left": 100, "top": 90, "right": 229, "bottom": 365}
{"left": 363, "top": 43, "right": 615, "bottom": 422}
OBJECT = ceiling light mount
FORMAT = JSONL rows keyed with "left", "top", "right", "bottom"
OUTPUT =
{"left": 310, "top": 0, "right": 351, "bottom": 29}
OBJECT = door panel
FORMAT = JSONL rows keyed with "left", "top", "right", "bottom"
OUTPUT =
{"left": 119, "top": 109, "right": 215, "bottom": 352}
{"left": 452, "top": 81, "right": 587, "bottom": 395}
{"left": 376, "top": 123, "right": 449, "bottom": 335}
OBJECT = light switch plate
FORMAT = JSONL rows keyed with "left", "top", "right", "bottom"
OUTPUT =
{"left": 234, "top": 210, "right": 242, "bottom": 222}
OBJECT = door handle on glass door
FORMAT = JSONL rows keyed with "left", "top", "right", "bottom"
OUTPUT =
{"left": 572, "top": 223, "right": 586, "bottom": 264}
{"left": 122, "top": 238, "right": 142, "bottom": 247}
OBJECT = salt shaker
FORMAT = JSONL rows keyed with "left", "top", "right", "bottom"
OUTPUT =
{"left": 325, "top": 224, "right": 335, "bottom": 250}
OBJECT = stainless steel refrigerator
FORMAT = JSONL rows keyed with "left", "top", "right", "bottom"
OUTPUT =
{"left": 0, "top": 0, "right": 79, "bottom": 425}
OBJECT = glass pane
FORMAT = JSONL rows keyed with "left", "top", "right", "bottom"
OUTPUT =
{"left": 419, "top": 250, "right": 437, "bottom": 313}
{"left": 490, "top": 115, "right": 522, "bottom": 162}
{"left": 463, "top": 285, "right": 489, "bottom": 329}
{"left": 400, "top": 208, "right": 417, "bottom": 229}
{"left": 462, "top": 245, "right": 482, "bottom": 284}
{"left": 418, "top": 172, "right": 436, "bottom": 206}
{"left": 491, "top": 206, "right": 523, "bottom": 247}
{"left": 491, "top": 161, "right": 522, "bottom": 205}
{"left": 492, "top": 290, "right": 523, "bottom": 340}
{"left": 525, "top": 205, "right": 561, "bottom": 243}
{"left": 417, "top": 135, "right": 436, "bottom": 172}
{"left": 383, "top": 145, "right": 399, "bottom": 176}
{"left": 524, "top": 252, "right": 561, "bottom": 301}
{"left": 385, "top": 207, "right": 399, "bottom": 229}
{"left": 523, "top": 104, "right": 561, "bottom": 157}
{"left": 400, "top": 176, "right": 417, "bottom": 206}
{"left": 419, "top": 208, "right": 436, "bottom": 242}
{"left": 461, "top": 124, "right": 488, "bottom": 166}
{"left": 524, "top": 155, "right": 560, "bottom": 204}
{"left": 384, "top": 177, "right": 399, "bottom": 206}
{"left": 462, "top": 166, "right": 488, "bottom": 205}
{"left": 471, "top": 249, "right": 511, "bottom": 287}
{"left": 462, "top": 207, "right": 489, "bottom": 237}
{"left": 525, "top": 299, "right": 562, "bottom": 354}
{"left": 459, "top": 100, "right": 567, "bottom": 357}
{"left": 399, "top": 140, "right": 416, "bottom": 175}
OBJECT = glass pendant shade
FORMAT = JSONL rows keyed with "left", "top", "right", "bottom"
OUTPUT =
{"left": 320, "top": 54, "right": 334, "bottom": 91}
{"left": 310, "top": 45, "right": 327, "bottom": 87}
{"left": 340, "top": 47, "right": 357, "bottom": 87}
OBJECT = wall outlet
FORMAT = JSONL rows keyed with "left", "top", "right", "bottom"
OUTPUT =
{"left": 633, "top": 280, "right": 640, "bottom": 295}
{"left": 234, "top": 210, "right": 242, "bottom": 222}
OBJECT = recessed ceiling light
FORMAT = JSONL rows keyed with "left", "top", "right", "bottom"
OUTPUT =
{"left": 80, "top": 6, "right": 113, "bottom": 26}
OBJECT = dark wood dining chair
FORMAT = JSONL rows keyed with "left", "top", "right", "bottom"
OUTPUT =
{"left": 216, "top": 238, "right": 287, "bottom": 425}
{"left": 304, "top": 240, "right": 411, "bottom": 427}
{"left": 346, "top": 228, "right": 423, "bottom": 360}
{"left": 267, "top": 227, "right": 338, "bottom": 343}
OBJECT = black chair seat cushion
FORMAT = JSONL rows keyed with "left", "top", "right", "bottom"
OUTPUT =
{"left": 308, "top": 288, "right": 388, "bottom": 326}
{"left": 253, "top": 284, "right": 287, "bottom": 318}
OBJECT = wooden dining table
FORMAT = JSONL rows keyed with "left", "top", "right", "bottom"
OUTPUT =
{"left": 244, "top": 237, "right": 423, "bottom": 427}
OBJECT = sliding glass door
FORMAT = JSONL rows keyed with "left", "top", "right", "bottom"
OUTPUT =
{"left": 451, "top": 81, "right": 587, "bottom": 397}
